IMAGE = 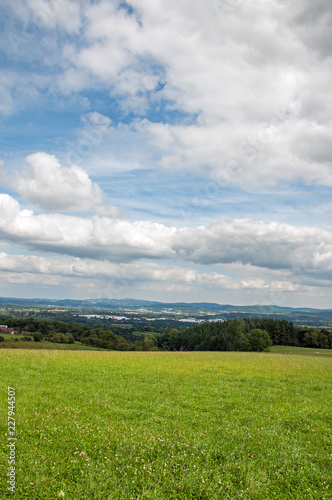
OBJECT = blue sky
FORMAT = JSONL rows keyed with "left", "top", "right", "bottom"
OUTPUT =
{"left": 0, "top": 0, "right": 332, "bottom": 307}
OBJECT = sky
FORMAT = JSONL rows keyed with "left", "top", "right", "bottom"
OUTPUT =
{"left": 0, "top": 0, "right": 332, "bottom": 307}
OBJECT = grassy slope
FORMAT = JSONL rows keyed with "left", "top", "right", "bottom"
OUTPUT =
{"left": 0, "top": 350, "right": 331, "bottom": 499}
{"left": 271, "top": 345, "right": 332, "bottom": 357}
{"left": 0, "top": 340, "right": 100, "bottom": 351}
{"left": 0, "top": 334, "right": 25, "bottom": 339}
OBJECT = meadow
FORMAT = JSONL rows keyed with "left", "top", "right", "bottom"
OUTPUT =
{"left": 0, "top": 340, "right": 99, "bottom": 351}
{"left": 0, "top": 349, "right": 331, "bottom": 499}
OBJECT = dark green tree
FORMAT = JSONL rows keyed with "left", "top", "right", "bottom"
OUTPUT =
{"left": 247, "top": 329, "right": 272, "bottom": 352}
{"left": 225, "top": 319, "right": 245, "bottom": 350}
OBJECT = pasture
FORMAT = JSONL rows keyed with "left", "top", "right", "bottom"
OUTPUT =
{"left": 0, "top": 334, "right": 25, "bottom": 339}
{"left": 0, "top": 349, "right": 331, "bottom": 499}
{"left": 0, "top": 340, "right": 99, "bottom": 351}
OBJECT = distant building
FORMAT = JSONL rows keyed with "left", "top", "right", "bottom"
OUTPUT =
{"left": 0, "top": 325, "right": 15, "bottom": 334}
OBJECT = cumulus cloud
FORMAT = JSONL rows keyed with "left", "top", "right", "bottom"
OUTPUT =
{"left": 51, "top": 0, "right": 332, "bottom": 187}
{"left": 173, "top": 219, "right": 332, "bottom": 273}
{"left": 3, "top": 1, "right": 332, "bottom": 186}
{"left": 0, "top": 252, "right": 235, "bottom": 293}
{"left": 15, "top": 152, "right": 103, "bottom": 211}
{"left": 0, "top": 251, "right": 310, "bottom": 296}
{"left": 0, "top": 194, "right": 175, "bottom": 260}
{"left": 288, "top": 0, "right": 332, "bottom": 58}
{"left": 0, "top": 251, "right": 326, "bottom": 308}
{"left": 6, "top": 152, "right": 121, "bottom": 216}
{"left": 1, "top": 194, "right": 332, "bottom": 281}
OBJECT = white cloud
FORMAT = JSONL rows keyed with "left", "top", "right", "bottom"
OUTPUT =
{"left": 7, "top": 152, "right": 121, "bottom": 215}
{"left": 1, "top": 194, "right": 332, "bottom": 282}
{"left": 2, "top": 0, "right": 82, "bottom": 34}
{"left": 173, "top": 219, "right": 332, "bottom": 274}
{"left": 0, "top": 251, "right": 327, "bottom": 307}
{"left": 0, "top": 252, "right": 290, "bottom": 292}
{"left": 50, "top": 0, "right": 332, "bottom": 188}
{"left": 16, "top": 152, "right": 103, "bottom": 211}
{"left": 95, "top": 205, "right": 122, "bottom": 218}
{"left": 287, "top": 0, "right": 332, "bottom": 58}
{"left": 0, "top": 252, "right": 233, "bottom": 290}
{"left": 0, "top": 194, "right": 21, "bottom": 221}
{"left": 0, "top": 194, "right": 175, "bottom": 259}
{"left": 3, "top": 1, "right": 332, "bottom": 186}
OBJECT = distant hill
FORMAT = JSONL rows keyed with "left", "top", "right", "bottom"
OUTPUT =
{"left": 0, "top": 296, "right": 331, "bottom": 326}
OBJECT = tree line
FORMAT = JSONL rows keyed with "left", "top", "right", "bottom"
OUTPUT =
{"left": 1, "top": 316, "right": 331, "bottom": 351}
{"left": 156, "top": 318, "right": 332, "bottom": 351}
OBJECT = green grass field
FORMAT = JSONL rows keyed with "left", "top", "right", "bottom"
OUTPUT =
{"left": 271, "top": 346, "right": 332, "bottom": 357}
{"left": 270, "top": 345, "right": 332, "bottom": 359}
{"left": 0, "top": 340, "right": 100, "bottom": 351}
{"left": 0, "top": 334, "right": 25, "bottom": 339}
{"left": 1, "top": 349, "right": 331, "bottom": 499}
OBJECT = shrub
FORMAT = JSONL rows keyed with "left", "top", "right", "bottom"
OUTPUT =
{"left": 32, "top": 332, "right": 43, "bottom": 342}
{"left": 52, "top": 333, "right": 67, "bottom": 343}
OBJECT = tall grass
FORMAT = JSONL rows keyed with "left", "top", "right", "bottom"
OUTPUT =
{"left": 1, "top": 350, "right": 331, "bottom": 499}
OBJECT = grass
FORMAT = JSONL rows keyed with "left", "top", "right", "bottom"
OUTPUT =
{"left": 271, "top": 346, "right": 332, "bottom": 357}
{"left": 0, "top": 340, "right": 99, "bottom": 351}
{"left": 0, "top": 334, "right": 26, "bottom": 339}
{"left": 0, "top": 349, "right": 331, "bottom": 499}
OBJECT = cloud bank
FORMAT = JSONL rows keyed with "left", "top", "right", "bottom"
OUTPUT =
{"left": 1, "top": 192, "right": 331, "bottom": 280}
